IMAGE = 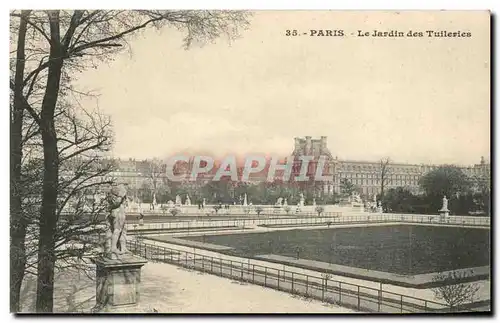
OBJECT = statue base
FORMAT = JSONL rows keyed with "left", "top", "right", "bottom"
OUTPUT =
{"left": 439, "top": 208, "right": 450, "bottom": 217}
{"left": 92, "top": 254, "right": 147, "bottom": 313}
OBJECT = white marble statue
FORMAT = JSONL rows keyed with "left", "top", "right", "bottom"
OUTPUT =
{"left": 312, "top": 198, "right": 316, "bottom": 206}
{"left": 441, "top": 196, "right": 449, "bottom": 210}
{"left": 283, "top": 198, "right": 288, "bottom": 206}
{"left": 299, "top": 193, "right": 305, "bottom": 207}
{"left": 243, "top": 193, "right": 248, "bottom": 206}
{"left": 175, "top": 194, "right": 182, "bottom": 206}
{"left": 105, "top": 184, "right": 129, "bottom": 258}
{"left": 439, "top": 195, "right": 450, "bottom": 216}
{"left": 185, "top": 195, "right": 191, "bottom": 206}
{"left": 276, "top": 197, "right": 283, "bottom": 206}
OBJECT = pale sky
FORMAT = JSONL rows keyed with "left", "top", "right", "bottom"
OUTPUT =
{"left": 76, "top": 11, "right": 490, "bottom": 166}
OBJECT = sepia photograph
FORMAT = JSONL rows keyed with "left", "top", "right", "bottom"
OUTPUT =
{"left": 9, "top": 8, "right": 491, "bottom": 314}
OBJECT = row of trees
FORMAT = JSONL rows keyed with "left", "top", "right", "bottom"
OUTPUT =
{"left": 132, "top": 179, "right": 342, "bottom": 206}
{"left": 129, "top": 161, "right": 490, "bottom": 215}
{"left": 380, "top": 166, "right": 490, "bottom": 216}
{"left": 10, "top": 10, "right": 250, "bottom": 313}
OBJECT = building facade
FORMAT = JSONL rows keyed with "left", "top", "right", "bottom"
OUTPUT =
{"left": 290, "top": 136, "right": 490, "bottom": 197}
{"left": 110, "top": 136, "right": 490, "bottom": 199}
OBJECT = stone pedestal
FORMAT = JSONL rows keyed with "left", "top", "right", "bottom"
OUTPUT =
{"left": 92, "top": 254, "right": 147, "bottom": 313}
{"left": 439, "top": 209, "right": 449, "bottom": 221}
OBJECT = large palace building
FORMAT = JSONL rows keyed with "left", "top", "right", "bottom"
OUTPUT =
{"left": 110, "top": 136, "right": 490, "bottom": 197}
{"left": 290, "top": 136, "right": 490, "bottom": 196}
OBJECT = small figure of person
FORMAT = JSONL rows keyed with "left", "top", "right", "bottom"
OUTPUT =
{"left": 139, "top": 212, "right": 144, "bottom": 226}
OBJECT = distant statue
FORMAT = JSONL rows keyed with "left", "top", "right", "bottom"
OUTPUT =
{"left": 299, "top": 193, "right": 305, "bottom": 207}
{"left": 352, "top": 192, "right": 362, "bottom": 204}
{"left": 152, "top": 192, "right": 157, "bottom": 206}
{"left": 185, "top": 195, "right": 191, "bottom": 206}
{"left": 440, "top": 195, "right": 449, "bottom": 212}
{"left": 276, "top": 197, "right": 283, "bottom": 206}
{"left": 167, "top": 200, "right": 174, "bottom": 207}
{"left": 202, "top": 198, "right": 206, "bottom": 208}
{"left": 312, "top": 198, "right": 316, "bottom": 206}
{"left": 442, "top": 196, "right": 448, "bottom": 209}
{"left": 175, "top": 195, "right": 182, "bottom": 206}
{"left": 243, "top": 193, "right": 248, "bottom": 206}
{"left": 105, "top": 184, "right": 129, "bottom": 258}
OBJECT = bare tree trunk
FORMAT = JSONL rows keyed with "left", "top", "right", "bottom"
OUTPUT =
{"left": 10, "top": 10, "right": 30, "bottom": 313}
{"left": 36, "top": 11, "right": 63, "bottom": 313}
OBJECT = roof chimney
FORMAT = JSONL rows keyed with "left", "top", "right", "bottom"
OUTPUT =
{"left": 294, "top": 137, "right": 301, "bottom": 150}
{"left": 305, "top": 136, "right": 312, "bottom": 155}
{"left": 320, "top": 136, "right": 327, "bottom": 148}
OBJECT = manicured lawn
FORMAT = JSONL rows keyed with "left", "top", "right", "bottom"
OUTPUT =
{"left": 179, "top": 225, "right": 490, "bottom": 275}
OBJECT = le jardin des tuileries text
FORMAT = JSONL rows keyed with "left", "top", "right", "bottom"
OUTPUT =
{"left": 357, "top": 29, "right": 472, "bottom": 38}
{"left": 285, "top": 29, "right": 472, "bottom": 38}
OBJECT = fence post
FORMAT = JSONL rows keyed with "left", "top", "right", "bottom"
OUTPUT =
{"left": 424, "top": 300, "right": 427, "bottom": 312}
{"left": 291, "top": 272, "right": 294, "bottom": 292}
{"left": 306, "top": 276, "right": 309, "bottom": 296}
{"left": 339, "top": 282, "right": 342, "bottom": 303}
{"left": 230, "top": 261, "right": 233, "bottom": 277}
{"left": 264, "top": 267, "right": 267, "bottom": 286}
{"left": 277, "top": 270, "right": 280, "bottom": 290}
{"left": 211, "top": 257, "right": 214, "bottom": 272}
{"left": 378, "top": 288, "right": 381, "bottom": 312}
{"left": 322, "top": 278, "right": 325, "bottom": 301}
{"left": 400, "top": 295, "right": 403, "bottom": 313}
{"left": 357, "top": 286, "right": 360, "bottom": 310}
{"left": 252, "top": 265, "right": 255, "bottom": 283}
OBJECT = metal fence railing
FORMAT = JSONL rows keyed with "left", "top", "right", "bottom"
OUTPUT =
{"left": 126, "top": 240, "right": 452, "bottom": 313}
{"left": 127, "top": 213, "right": 490, "bottom": 232}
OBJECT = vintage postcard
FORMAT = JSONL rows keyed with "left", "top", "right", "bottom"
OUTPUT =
{"left": 9, "top": 10, "right": 490, "bottom": 314}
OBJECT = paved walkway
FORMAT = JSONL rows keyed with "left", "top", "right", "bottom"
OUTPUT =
{"left": 141, "top": 236, "right": 490, "bottom": 309}
{"left": 256, "top": 254, "right": 490, "bottom": 288}
{"left": 131, "top": 242, "right": 419, "bottom": 313}
{"left": 20, "top": 262, "right": 355, "bottom": 313}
